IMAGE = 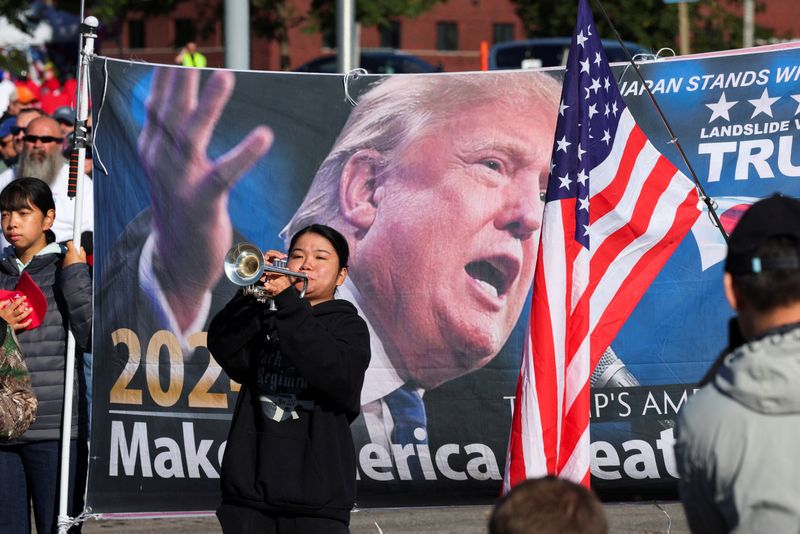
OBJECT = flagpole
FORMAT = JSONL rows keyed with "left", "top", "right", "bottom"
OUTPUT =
{"left": 591, "top": 0, "right": 729, "bottom": 242}
{"left": 57, "top": 15, "right": 97, "bottom": 534}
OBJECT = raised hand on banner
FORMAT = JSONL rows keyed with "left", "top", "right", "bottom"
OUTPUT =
{"left": 138, "top": 68, "right": 274, "bottom": 331}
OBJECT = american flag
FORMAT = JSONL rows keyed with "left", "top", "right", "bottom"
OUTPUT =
{"left": 503, "top": 0, "right": 701, "bottom": 490}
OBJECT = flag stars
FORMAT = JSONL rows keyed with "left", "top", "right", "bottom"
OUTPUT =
{"left": 588, "top": 103, "right": 598, "bottom": 119}
{"left": 594, "top": 52, "right": 602, "bottom": 66}
{"left": 601, "top": 129, "right": 611, "bottom": 145}
{"left": 583, "top": 224, "right": 590, "bottom": 237}
{"left": 748, "top": 88, "right": 780, "bottom": 119}
{"left": 589, "top": 78, "right": 601, "bottom": 94}
{"left": 706, "top": 91, "right": 737, "bottom": 123}
{"left": 580, "top": 58, "right": 590, "bottom": 74}
{"left": 559, "top": 174, "right": 572, "bottom": 189}
{"left": 577, "top": 144, "right": 586, "bottom": 161}
{"left": 576, "top": 169, "right": 588, "bottom": 186}
{"left": 559, "top": 100, "right": 570, "bottom": 116}
{"left": 578, "top": 196, "right": 590, "bottom": 211}
{"left": 603, "top": 77, "right": 610, "bottom": 91}
{"left": 604, "top": 103, "right": 610, "bottom": 117}
{"left": 557, "top": 135, "right": 572, "bottom": 153}
{"left": 611, "top": 101, "right": 619, "bottom": 116}
{"left": 576, "top": 30, "right": 588, "bottom": 48}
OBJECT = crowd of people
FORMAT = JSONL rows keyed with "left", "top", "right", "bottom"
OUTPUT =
{"left": 0, "top": 67, "right": 93, "bottom": 181}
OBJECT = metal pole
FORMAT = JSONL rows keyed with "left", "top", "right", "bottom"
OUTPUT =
{"left": 743, "top": 0, "right": 754, "bottom": 48}
{"left": 57, "top": 17, "right": 95, "bottom": 534}
{"left": 336, "top": 0, "right": 354, "bottom": 73}
{"left": 678, "top": 1, "right": 690, "bottom": 55}
{"left": 225, "top": 0, "right": 250, "bottom": 69}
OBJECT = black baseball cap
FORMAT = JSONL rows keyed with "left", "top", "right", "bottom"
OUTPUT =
{"left": 725, "top": 194, "right": 800, "bottom": 275}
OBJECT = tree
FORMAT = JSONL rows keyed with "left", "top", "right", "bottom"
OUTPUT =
{"left": 510, "top": 0, "right": 774, "bottom": 55}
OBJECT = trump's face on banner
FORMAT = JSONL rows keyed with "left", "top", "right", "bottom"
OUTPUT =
{"left": 284, "top": 74, "right": 561, "bottom": 389}
{"left": 353, "top": 99, "right": 557, "bottom": 387}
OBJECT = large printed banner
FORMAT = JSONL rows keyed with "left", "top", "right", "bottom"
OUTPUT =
{"left": 87, "top": 43, "right": 800, "bottom": 513}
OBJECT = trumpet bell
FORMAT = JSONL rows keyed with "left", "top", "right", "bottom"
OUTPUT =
{"left": 223, "top": 242, "right": 264, "bottom": 286}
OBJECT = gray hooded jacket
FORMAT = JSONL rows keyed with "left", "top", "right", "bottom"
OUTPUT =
{"left": 675, "top": 324, "right": 800, "bottom": 534}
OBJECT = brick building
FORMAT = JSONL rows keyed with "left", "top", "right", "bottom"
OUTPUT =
{"left": 97, "top": 0, "right": 799, "bottom": 73}
{"left": 99, "top": 0, "right": 522, "bottom": 72}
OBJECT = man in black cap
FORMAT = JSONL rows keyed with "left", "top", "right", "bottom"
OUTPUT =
{"left": 675, "top": 194, "right": 800, "bottom": 533}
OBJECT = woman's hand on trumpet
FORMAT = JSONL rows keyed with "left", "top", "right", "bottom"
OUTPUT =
{"left": 260, "top": 250, "right": 291, "bottom": 296}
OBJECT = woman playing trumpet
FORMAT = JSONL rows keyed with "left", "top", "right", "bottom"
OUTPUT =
{"left": 208, "top": 224, "right": 371, "bottom": 534}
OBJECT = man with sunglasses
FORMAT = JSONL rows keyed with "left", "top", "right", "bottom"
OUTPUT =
{"left": 0, "top": 116, "right": 93, "bottom": 247}
{"left": 11, "top": 109, "right": 45, "bottom": 156}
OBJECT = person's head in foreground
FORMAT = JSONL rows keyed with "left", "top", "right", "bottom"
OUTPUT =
{"left": 723, "top": 194, "right": 800, "bottom": 340}
{"left": 489, "top": 476, "right": 608, "bottom": 534}
{"left": 283, "top": 72, "right": 560, "bottom": 388}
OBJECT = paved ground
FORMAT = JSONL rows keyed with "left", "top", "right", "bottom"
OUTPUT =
{"left": 75, "top": 502, "right": 689, "bottom": 533}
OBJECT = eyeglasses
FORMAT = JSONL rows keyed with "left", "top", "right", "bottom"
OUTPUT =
{"left": 11, "top": 127, "right": 25, "bottom": 136}
{"left": 23, "top": 135, "right": 64, "bottom": 144}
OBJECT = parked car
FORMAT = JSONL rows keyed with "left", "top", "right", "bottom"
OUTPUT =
{"left": 490, "top": 37, "right": 651, "bottom": 70}
{"left": 294, "top": 50, "right": 442, "bottom": 74}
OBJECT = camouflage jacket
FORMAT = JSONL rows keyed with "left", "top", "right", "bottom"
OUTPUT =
{"left": 0, "top": 324, "right": 37, "bottom": 440}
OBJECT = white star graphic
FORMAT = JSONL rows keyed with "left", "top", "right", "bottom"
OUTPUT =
{"left": 583, "top": 224, "right": 590, "bottom": 237}
{"left": 576, "top": 30, "right": 588, "bottom": 48}
{"left": 579, "top": 196, "right": 590, "bottom": 211}
{"left": 580, "top": 58, "right": 590, "bottom": 74}
{"left": 594, "top": 52, "right": 602, "bottom": 66}
{"left": 577, "top": 144, "right": 586, "bottom": 161}
{"left": 559, "top": 100, "right": 570, "bottom": 116}
{"left": 603, "top": 77, "right": 610, "bottom": 91}
{"left": 576, "top": 169, "right": 588, "bottom": 185}
{"left": 705, "top": 92, "right": 737, "bottom": 123}
{"left": 589, "top": 77, "right": 601, "bottom": 94}
{"left": 601, "top": 129, "right": 611, "bottom": 145}
{"left": 588, "top": 103, "right": 598, "bottom": 119}
{"left": 556, "top": 136, "right": 571, "bottom": 153}
{"left": 792, "top": 95, "right": 800, "bottom": 115}
{"left": 604, "top": 103, "right": 610, "bottom": 117}
{"left": 611, "top": 101, "right": 618, "bottom": 116}
{"left": 559, "top": 174, "right": 572, "bottom": 189}
{"left": 749, "top": 88, "right": 779, "bottom": 119}
{"left": 549, "top": 159, "right": 556, "bottom": 174}
{"left": 586, "top": 25, "right": 592, "bottom": 36}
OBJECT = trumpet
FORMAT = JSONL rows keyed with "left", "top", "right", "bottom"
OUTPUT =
{"left": 223, "top": 242, "right": 308, "bottom": 306}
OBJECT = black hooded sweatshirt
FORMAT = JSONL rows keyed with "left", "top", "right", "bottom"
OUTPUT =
{"left": 207, "top": 286, "right": 370, "bottom": 522}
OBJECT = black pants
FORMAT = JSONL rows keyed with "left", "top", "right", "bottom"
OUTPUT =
{"left": 217, "top": 503, "right": 349, "bottom": 534}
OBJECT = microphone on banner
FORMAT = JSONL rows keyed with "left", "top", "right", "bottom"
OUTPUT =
{"left": 590, "top": 346, "right": 640, "bottom": 388}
